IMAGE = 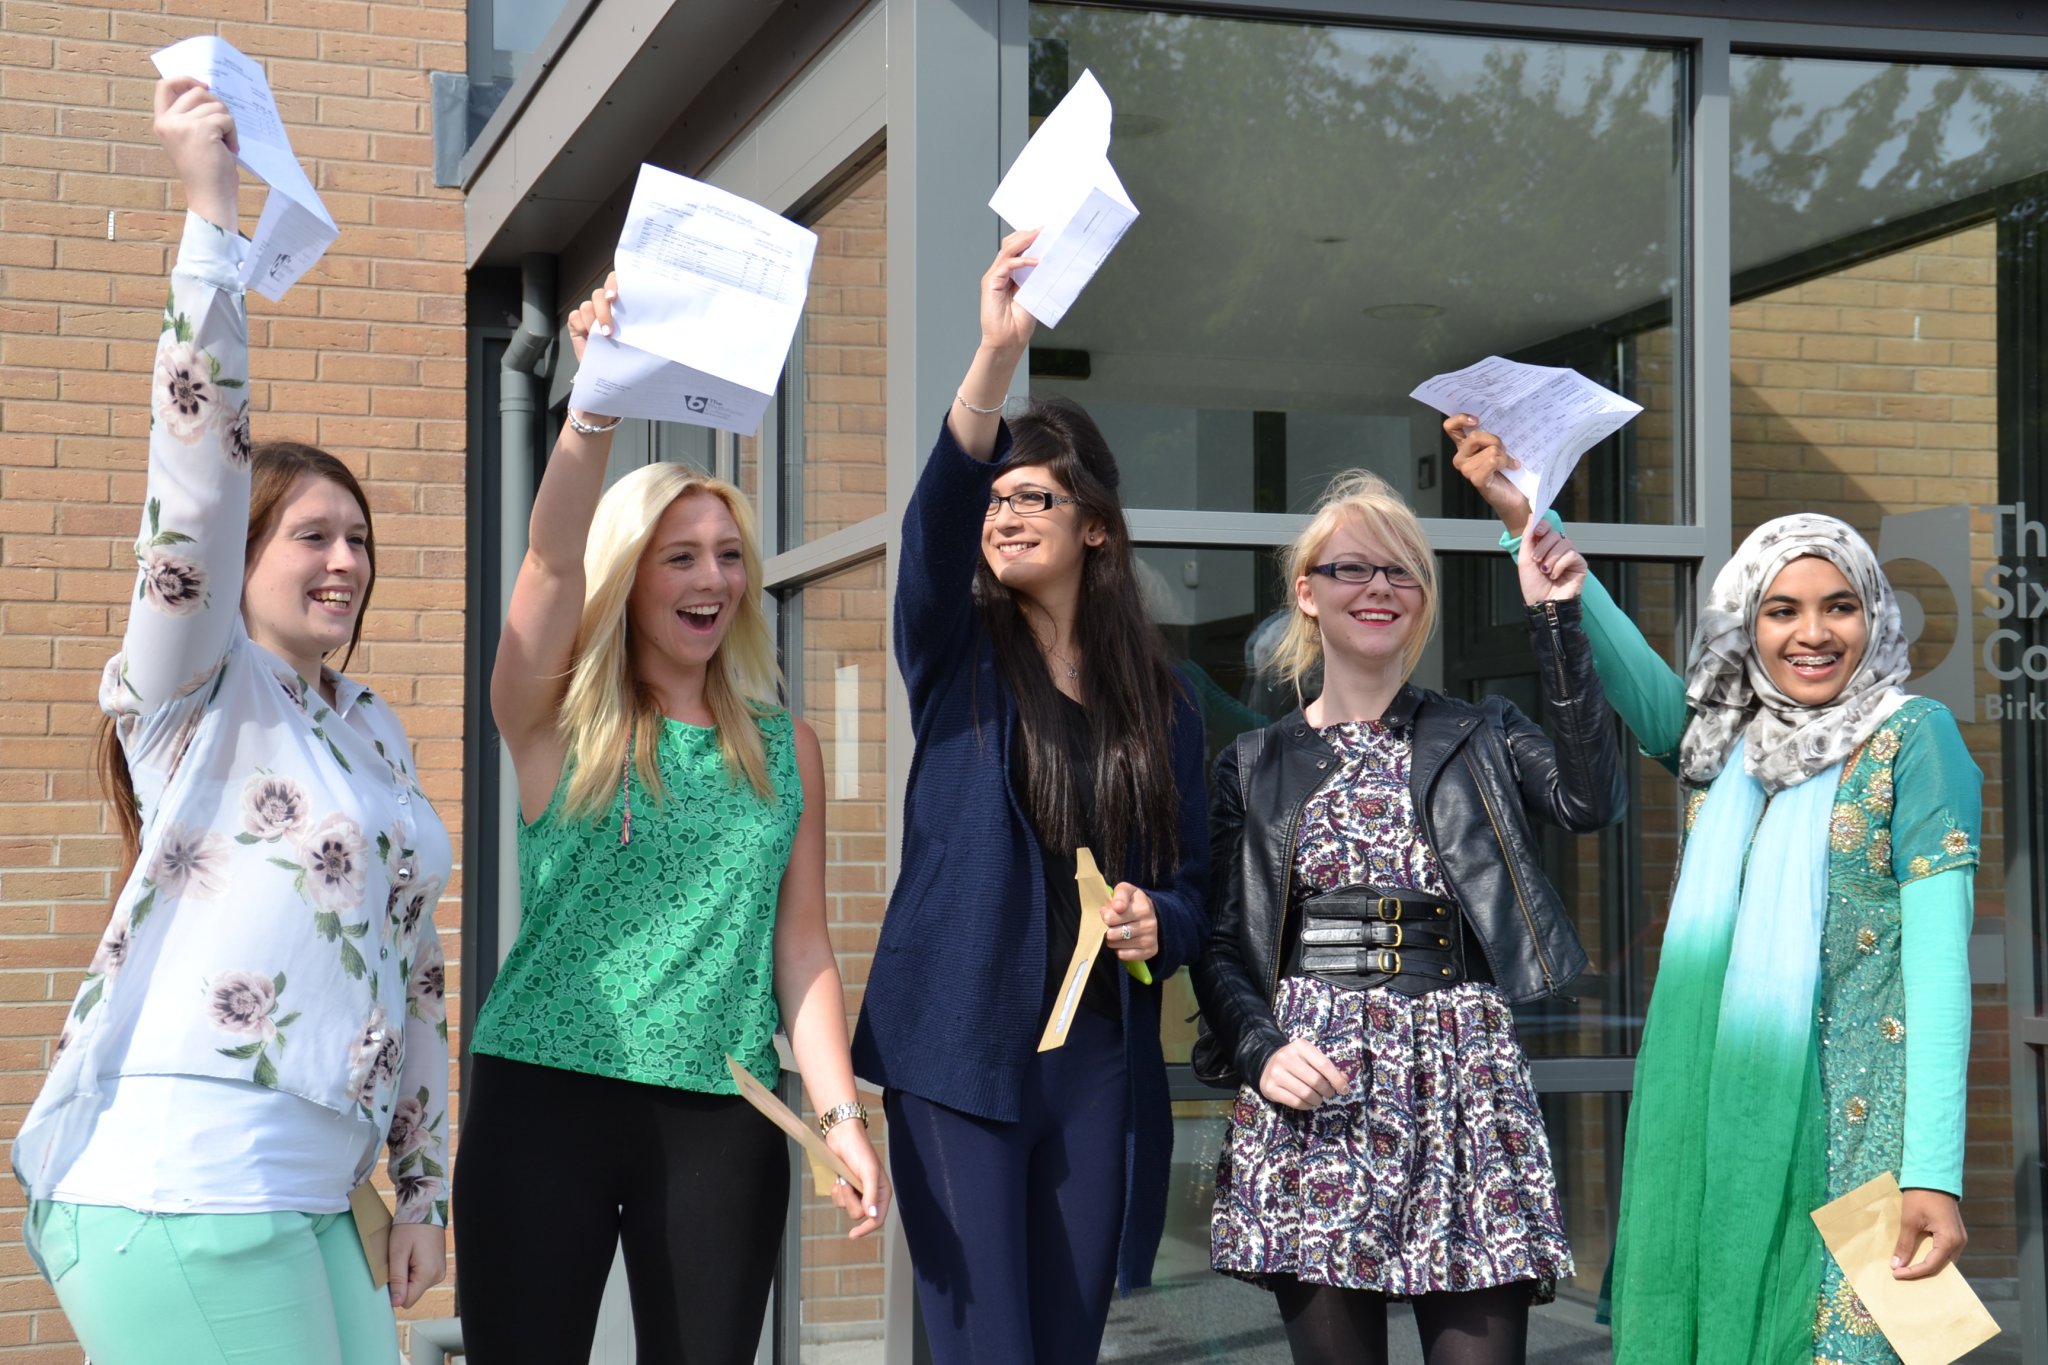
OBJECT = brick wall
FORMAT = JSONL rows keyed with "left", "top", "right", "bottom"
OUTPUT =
{"left": 0, "top": 3, "right": 467, "bottom": 1356}
{"left": 787, "top": 159, "right": 891, "bottom": 1346}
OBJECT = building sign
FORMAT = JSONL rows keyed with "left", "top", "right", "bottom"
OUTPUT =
{"left": 1881, "top": 503, "right": 2048, "bottom": 721}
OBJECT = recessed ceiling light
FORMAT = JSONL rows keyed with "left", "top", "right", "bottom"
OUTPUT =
{"left": 1364, "top": 303, "right": 1446, "bottom": 320}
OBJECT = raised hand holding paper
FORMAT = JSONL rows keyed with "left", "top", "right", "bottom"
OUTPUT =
{"left": 1411, "top": 356, "right": 1642, "bottom": 523}
{"left": 150, "top": 36, "right": 339, "bottom": 301}
{"left": 989, "top": 70, "right": 1139, "bottom": 328}
{"left": 568, "top": 165, "right": 817, "bottom": 433}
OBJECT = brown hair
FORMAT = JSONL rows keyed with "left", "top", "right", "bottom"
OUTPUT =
{"left": 97, "top": 441, "right": 378, "bottom": 877}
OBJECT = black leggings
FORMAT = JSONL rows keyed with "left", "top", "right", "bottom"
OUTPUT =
{"left": 453, "top": 1054, "right": 788, "bottom": 1365}
{"left": 1273, "top": 1276, "right": 1537, "bottom": 1365}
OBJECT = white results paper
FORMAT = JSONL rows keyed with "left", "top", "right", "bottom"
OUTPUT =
{"left": 568, "top": 164, "right": 817, "bottom": 434}
{"left": 1410, "top": 357, "right": 1643, "bottom": 523}
{"left": 989, "top": 70, "right": 1139, "bottom": 329}
{"left": 151, "top": 36, "right": 339, "bottom": 301}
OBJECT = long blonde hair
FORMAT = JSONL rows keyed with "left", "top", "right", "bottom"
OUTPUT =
{"left": 558, "top": 464, "right": 781, "bottom": 819}
{"left": 1265, "top": 469, "right": 1439, "bottom": 695}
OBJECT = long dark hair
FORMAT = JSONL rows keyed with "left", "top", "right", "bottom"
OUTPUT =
{"left": 97, "top": 441, "right": 378, "bottom": 879}
{"left": 972, "top": 397, "right": 1183, "bottom": 883}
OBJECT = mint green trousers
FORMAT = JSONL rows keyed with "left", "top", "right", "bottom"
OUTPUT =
{"left": 28, "top": 1201, "right": 399, "bottom": 1365}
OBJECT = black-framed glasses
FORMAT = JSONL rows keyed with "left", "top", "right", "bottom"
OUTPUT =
{"left": 985, "top": 489, "right": 1078, "bottom": 518}
{"left": 1309, "top": 560, "right": 1423, "bottom": 588}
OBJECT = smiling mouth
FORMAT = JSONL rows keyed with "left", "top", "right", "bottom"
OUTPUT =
{"left": 1351, "top": 609, "right": 1399, "bottom": 625}
{"left": 1786, "top": 653, "right": 1840, "bottom": 675}
{"left": 309, "top": 589, "right": 354, "bottom": 610}
{"left": 995, "top": 541, "right": 1038, "bottom": 558}
{"left": 678, "top": 604, "right": 723, "bottom": 632}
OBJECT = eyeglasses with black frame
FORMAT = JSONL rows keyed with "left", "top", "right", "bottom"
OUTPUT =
{"left": 985, "top": 489, "right": 1079, "bottom": 518}
{"left": 1308, "top": 560, "right": 1423, "bottom": 588}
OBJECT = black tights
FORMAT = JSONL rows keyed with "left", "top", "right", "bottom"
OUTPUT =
{"left": 1273, "top": 1276, "right": 1536, "bottom": 1365}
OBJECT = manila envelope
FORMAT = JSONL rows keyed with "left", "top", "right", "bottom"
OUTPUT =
{"left": 726, "top": 1054, "right": 863, "bottom": 1198}
{"left": 1810, "top": 1171, "right": 1999, "bottom": 1365}
{"left": 348, "top": 1180, "right": 392, "bottom": 1289}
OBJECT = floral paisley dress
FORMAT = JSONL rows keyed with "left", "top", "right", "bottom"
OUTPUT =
{"left": 13, "top": 213, "right": 454, "bottom": 1229}
{"left": 1211, "top": 719, "right": 1573, "bottom": 1296}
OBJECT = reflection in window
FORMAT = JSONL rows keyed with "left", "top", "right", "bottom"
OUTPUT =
{"left": 1029, "top": 5, "right": 1683, "bottom": 522}
{"left": 469, "top": 0, "right": 575, "bottom": 132}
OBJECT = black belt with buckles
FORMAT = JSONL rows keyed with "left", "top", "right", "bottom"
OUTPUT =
{"left": 1283, "top": 885, "right": 1478, "bottom": 996}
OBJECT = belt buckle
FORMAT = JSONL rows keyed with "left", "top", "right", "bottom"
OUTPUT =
{"left": 1375, "top": 896, "right": 1402, "bottom": 922}
{"left": 1369, "top": 948, "right": 1402, "bottom": 975}
{"left": 1377, "top": 924, "right": 1404, "bottom": 949}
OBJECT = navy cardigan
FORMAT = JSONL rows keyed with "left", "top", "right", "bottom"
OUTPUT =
{"left": 850, "top": 415, "right": 1210, "bottom": 1294}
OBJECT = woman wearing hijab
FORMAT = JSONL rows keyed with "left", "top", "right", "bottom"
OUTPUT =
{"left": 1451, "top": 420, "right": 1978, "bottom": 1365}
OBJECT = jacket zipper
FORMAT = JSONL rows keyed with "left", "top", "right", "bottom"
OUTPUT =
{"left": 1465, "top": 749, "right": 1556, "bottom": 994}
{"left": 1541, "top": 600, "right": 1569, "bottom": 702}
{"left": 1267, "top": 797, "right": 1304, "bottom": 1005}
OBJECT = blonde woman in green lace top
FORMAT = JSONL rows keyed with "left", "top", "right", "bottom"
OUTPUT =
{"left": 452, "top": 273, "right": 889, "bottom": 1364}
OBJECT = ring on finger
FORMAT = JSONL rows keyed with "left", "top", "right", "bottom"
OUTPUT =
{"left": 1120, "top": 924, "right": 1133, "bottom": 941}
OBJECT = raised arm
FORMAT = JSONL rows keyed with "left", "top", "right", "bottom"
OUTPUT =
{"left": 115, "top": 80, "right": 253, "bottom": 713}
{"left": 490, "top": 273, "right": 620, "bottom": 818}
{"left": 1448, "top": 418, "right": 1690, "bottom": 762}
{"left": 1504, "top": 525, "right": 1626, "bottom": 831}
{"left": 894, "top": 232, "right": 1040, "bottom": 706}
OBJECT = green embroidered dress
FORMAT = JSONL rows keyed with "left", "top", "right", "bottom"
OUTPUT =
{"left": 473, "top": 712, "right": 803, "bottom": 1093}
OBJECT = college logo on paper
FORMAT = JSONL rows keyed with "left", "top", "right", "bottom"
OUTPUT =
{"left": 1879, "top": 502, "right": 2048, "bottom": 722}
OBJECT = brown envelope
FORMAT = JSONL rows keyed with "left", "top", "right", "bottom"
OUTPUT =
{"left": 349, "top": 1180, "right": 392, "bottom": 1289}
{"left": 1810, "top": 1172, "right": 1999, "bottom": 1365}
{"left": 1038, "top": 848, "right": 1113, "bottom": 1052}
{"left": 725, "top": 1054, "right": 863, "bottom": 1198}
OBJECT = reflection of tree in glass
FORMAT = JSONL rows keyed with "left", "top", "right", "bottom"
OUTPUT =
{"left": 1030, "top": 6, "right": 1682, "bottom": 372}
{"left": 1733, "top": 57, "right": 2048, "bottom": 257}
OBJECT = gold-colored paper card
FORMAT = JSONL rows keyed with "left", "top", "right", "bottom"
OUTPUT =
{"left": 726, "top": 1054, "right": 862, "bottom": 1198}
{"left": 1810, "top": 1172, "right": 1999, "bottom": 1365}
{"left": 1038, "top": 849, "right": 1114, "bottom": 1051}
{"left": 348, "top": 1180, "right": 393, "bottom": 1289}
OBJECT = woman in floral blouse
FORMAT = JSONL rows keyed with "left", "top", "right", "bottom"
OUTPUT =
{"left": 13, "top": 79, "right": 452, "bottom": 1363}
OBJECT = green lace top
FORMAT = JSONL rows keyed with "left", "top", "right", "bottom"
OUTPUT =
{"left": 473, "top": 710, "right": 802, "bottom": 1092}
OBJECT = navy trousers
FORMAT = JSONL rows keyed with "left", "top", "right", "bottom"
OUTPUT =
{"left": 885, "top": 1005, "right": 1130, "bottom": 1365}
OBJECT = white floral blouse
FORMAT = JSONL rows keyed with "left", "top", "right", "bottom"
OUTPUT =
{"left": 11, "top": 214, "right": 454, "bottom": 1227}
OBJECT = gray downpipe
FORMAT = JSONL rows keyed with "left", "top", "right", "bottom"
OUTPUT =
{"left": 408, "top": 1315, "right": 465, "bottom": 1365}
{"left": 405, "top": 253, "right": 556, "bottom": 1365}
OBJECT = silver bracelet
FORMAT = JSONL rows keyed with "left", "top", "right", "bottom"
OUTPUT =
{"left": 817, "top": 1100, "right": 869, "bottom": 1139}
{"left": 566, "top": 410, "right": 623, "bottom": 436}
{"left": 955, "top": 391, "right": 1006, "bottom": 416}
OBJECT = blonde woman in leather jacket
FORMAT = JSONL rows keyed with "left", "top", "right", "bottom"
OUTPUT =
{"left": 1191, "top": 470, "right": 1624, "bottom": 1365}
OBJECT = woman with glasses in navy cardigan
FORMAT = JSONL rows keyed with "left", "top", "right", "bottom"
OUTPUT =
{"left": 850, "top": 229, "right": 1209, "bottom": 1364}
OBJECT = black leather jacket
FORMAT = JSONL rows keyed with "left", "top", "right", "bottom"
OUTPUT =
{"left": 1190, "top": 598, "right": 1625, "bottom": 1090}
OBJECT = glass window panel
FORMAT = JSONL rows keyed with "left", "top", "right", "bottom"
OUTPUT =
{"left": 1730, "top": 51, "right": 2048, "bottom": 1306}
{"left": 780, "top": 557, "right": 890, "bottom": 1359}
{"left": 1149, "top": 545, "right": 1692, "bottom": 1064}
{"left": 1028, "top": 6, "right": 1684, "bottom": 522}
{"left": 781, "top": 157, "right": 888, "bottom": 550}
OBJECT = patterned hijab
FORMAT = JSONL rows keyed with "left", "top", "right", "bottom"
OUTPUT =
{"left": 1676, "top": 514, "right": 1910, "bottom": 793}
